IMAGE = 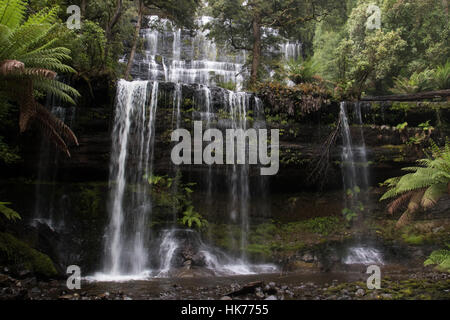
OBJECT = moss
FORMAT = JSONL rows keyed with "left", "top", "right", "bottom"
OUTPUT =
{"left": 0, "top": 232, "right": 57, "bottom": 277}
{"left": 402, "top": 234, "right": 425, "bottom": 245}
{"left": 183, "top": 98, "right": 194, "bottom": 109}
{"left": 301, "top": 216, "right": 345, "bottom": 236}
{"left": 246, "top": 244, "right": 272, "bottom": 259}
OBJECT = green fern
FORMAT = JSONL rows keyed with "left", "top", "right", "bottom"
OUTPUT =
{"left": 424, "top": 248, "right": 450, "bottom": 272}
{"left": 0, "top": 201, "right": 21, "bottom": 221}
{"left": 432, "top": 60, "right": 450, "bottom": 90}
{"left": 0, "top": 0, "right": 79, "bottom": 156}
{"left": 180, "top": 206, "right": 208, "bottom": 229}
{"left": 391, "top": 69, "right": 434, "bottom": 94}
{"left": 380, "top": 140, "right": 450, "bottom": 227}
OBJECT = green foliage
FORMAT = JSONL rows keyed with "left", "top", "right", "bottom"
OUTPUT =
{"left": 313, "top": 0, "right": 449, "bottom": 98}
{"left": 216, "top": 80, "right": 236, "bottom": 91}
{"left": 432, "top": 60, "right": 450, "bottom": 90}
{"left": 0, "top": 0, "right": 79, "bottom": 103}
{"left": 391, "top": 70, "right": 434, "bottom": 94}
{"left": 0, "top": 232, "right": 57, "bottom": 277}
{"left": 206, "top": 0, "right": 339, "bottom": 87}
{"left": 0, "top": 136, "right": 20, "bottom": 164}
{"left": 281, "top": 58, "right": 319, "bottom": 85}
{"left": 65, "top": 20, "right": 107, "bottom": 74}
{"left": 180, "top": 205, "right": 208, "bottom": 229}
{"left": 424, "top": 247, "right": 450, "bottom": 272}
{"left": 381, "top": 141, "right": 450, "bottom": 201}
{"left": 257, "top": 81, "right": 331, "bottom": 118}
{"left": 342, "top": 186, "right": 364, "bottom": 223}
{"left": 396, "top": 122, "right": 408, "bottom": 131}
{"left": 0, "top": 201, "right": 21, "bottom": 221}
{"left": 302, "top": 216, "right": 343, "bottom": 236}
{"left": 380, "top": 140, "right": 450, "bottom": 225}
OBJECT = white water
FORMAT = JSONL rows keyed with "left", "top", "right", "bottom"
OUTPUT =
{"left": 339, "top": 102, "right": 370, "bottom": 208}
{"left": 33, "top": 104, "right": 75, "bottom": 232}
{"left": 91, "top": 14, "right": 282, "bottom": 281}
{"left": 344, "top": 247, "right": 384, "bottom": 265}
{"left": 99, "top": 80, "right": 158, "bottom": 278}
{"left": 138, "top": 16, "right": 247, "bottom": 90}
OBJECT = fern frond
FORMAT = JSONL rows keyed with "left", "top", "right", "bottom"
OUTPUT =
{"left": 36, "top": 103, "right": 78, "bottom": 146}
{"left": 0, "top": 0, "right": 26, "bottom": 29}
{"left": 0, "top": 201, "right": 21, "bottom": 221}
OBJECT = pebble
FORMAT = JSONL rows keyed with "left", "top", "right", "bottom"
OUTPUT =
{"left": 265, "top": 295, "right": 277, "bottom": 300}
{"left": 220, "top": 296, "right": 232, "bottom": 300}
{"left": 355, "top": 289, "right": 365, "bottom": 297}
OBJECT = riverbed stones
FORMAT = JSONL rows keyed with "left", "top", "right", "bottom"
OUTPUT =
{"left": 355, "top": 289, "right": 365, "bottom": 297}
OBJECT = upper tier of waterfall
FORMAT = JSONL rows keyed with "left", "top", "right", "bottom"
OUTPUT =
{"left": 128, "top": 15, "right": 302, "bottom": 90}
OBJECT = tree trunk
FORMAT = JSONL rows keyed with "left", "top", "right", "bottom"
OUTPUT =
{"left": 81, "top": 0, "right": 87, "bottom": 17}
{"left": 104, "top": 0, "right": 123, "bottom": 67}
{"left": 124, "top": 0, "right": 144, "bottom": 79}
{"left": 395, "top": 191, "right": 424, "bottom": 229}
{"left": 250, "top": 13, "right": 261, "bottom": 89}
{"left": 361, "top": 89, "right": 450, "bottom": 102}
{"left": 395, "top": 209, "right": 415, "bottom": 229}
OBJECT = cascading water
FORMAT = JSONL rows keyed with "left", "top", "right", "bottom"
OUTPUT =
{"left": 280, "top": 41, "right": 302, "bottom": 61}
{"left": 96, "top": 80, "right": 159, "bottom": 280}
{"left": 344, "top": 247, "right": 384, "bottom": 265}
{"left": 33, "top": 104, "right": 76, "bottom": 231}
{"left": 339, "top": 102, "right": 370, "bottom": 207}
{"left": 339, "top": 102, "right": 380, "bottom": 265}
{"left": 227, "top": 92, "right": 251, "bottom": 259}
{"left": 91, "top": 15, "right": 280, "bottom": 281}
{"left": 137, "top": 16, "right": 247, "bottom": 90}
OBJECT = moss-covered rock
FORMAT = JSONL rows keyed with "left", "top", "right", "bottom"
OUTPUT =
{"left": 0, "top": 232, "right": 57, "bottom": 278}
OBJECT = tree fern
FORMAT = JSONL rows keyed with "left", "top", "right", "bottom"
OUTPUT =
{"left": 424, "top": 248, "right": 450, "bottom": 272}
{"left": 0, "top": 0, "right": 79, "bottom": 156}
{"left": 380, "top": 140, "right": 450, "bottom": 228}
{"left": 0, "top": 201, "right": 21, "bottom": 221}
{"left": 0, "top": 0, "right": 27, "bottom": 29}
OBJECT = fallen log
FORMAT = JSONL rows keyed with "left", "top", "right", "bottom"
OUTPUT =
{"left": 361, "top": 89, "right": 450, "bottom": 102}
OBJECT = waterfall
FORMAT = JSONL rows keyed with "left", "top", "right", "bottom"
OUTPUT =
{"left": 227, "top": 92, "right": 250, "bottom": 258}
{"left": 157, "top": 230, "right": 179, "bottom": 276}
{"left": 138, "top": 16, "right": 247, "bottom": 90}
{"left": 280, "top": 41, "right": 302, "bottom": 61}
{"left": 344, "top": 247, "right": 384, "bottom": 265}
{"left": 339, "top": 102, "right": 370, "bottom": 214}
{"left": 100, "top": 80, "right": 159, "bottom": 279}
{"left": 33, "top": 104, "right": 75, "bottom": 231}
{"left": 91, "top": 15, "right": 281, "bottom": 281}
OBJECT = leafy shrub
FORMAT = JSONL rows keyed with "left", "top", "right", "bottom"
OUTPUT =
{"left": 179, "top": 205, "right": 208, "bottom": 229}
{"left": 424, "top": 248, "right": 450, "bottom": 272}
{"left": 0, "top": 202, "right": 21, "bottom": 221}
{"left": 257, "top": 81, "right": 331, "bottom": 118}
{"left": 391, "top": 69, "right": 434, "bottom": 94}
{"left": 432, "top": 60, "right": 450, "bottom": 90}
{"left": 380, "top": 140, "right": 450, "bottom": 228}
{"left": 283, "top": 58, "right": 320, "bottom": 84}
